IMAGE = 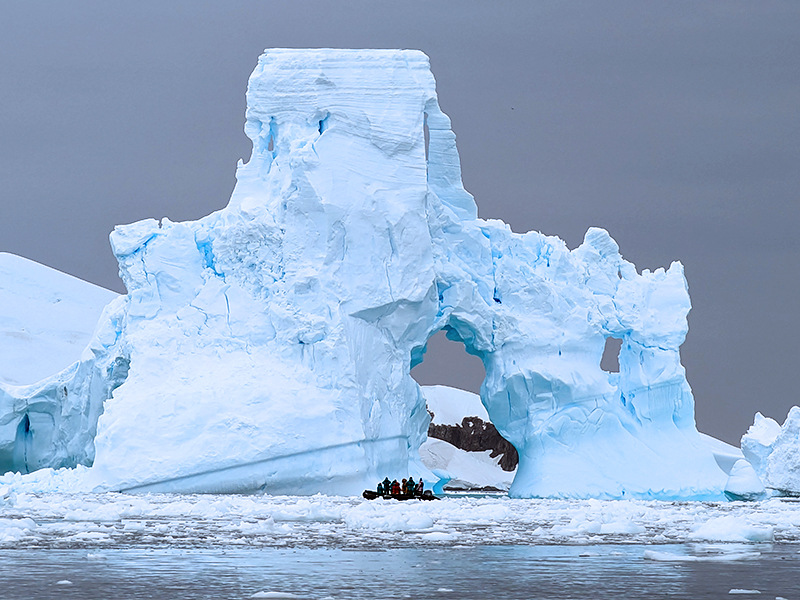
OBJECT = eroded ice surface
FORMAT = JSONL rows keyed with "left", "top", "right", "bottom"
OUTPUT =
{"left": 1, "top": 49, "right": 742, "bottom": 499}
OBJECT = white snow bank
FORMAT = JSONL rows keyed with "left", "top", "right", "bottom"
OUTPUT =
{"left": 422, "top": 385, "right": 489, "bottom": 425}
{"left": 419, "top": 438, "right": 513, "bottom": 491}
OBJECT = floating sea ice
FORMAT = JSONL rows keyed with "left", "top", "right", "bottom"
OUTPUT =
{"left": 643, "top": 550, "right": 761, "bottom": 562}
{"left": 250, "top": 593, "right": 302, "bottom": 599}
{"left": 690, "top": 515, "right": 774, "bottom": 542}
{"left": 55, "top": 580, "right": 73, "bottom": 585}
{"left": 344, "top": 502, "right": 435, "bottom": 532}
{"left": 728, "top": 590, "right": 761, "bottom": 595}
{"left": 416, "top": 531, "right": 457, "bottom": 542}
{"left": 0, "top": 517, "right": 37, "bottom": 543}
{"left": 599, "top": 520, "right": 646, "bottom": 534}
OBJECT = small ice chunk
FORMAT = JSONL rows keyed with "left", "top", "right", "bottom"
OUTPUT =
{"left": 55, "top": 580, "right": 73, "bottom": 585}
{"left": 437, "top": 589, "right": 454, "bottom": 593}
{"left": 251, "top": 593, "right": 302, "bottom": 599}
{"left": 644, "top": 550, "right": 761, "bottom": 562}
{"left": 728, "top": 590, "right": 761, "bottom": 595}
{"left": 417, "top": 531, "right": 457, "bottom": 542}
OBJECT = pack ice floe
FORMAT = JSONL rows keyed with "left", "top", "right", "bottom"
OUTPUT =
{"left": 1, "top": 48, "right": 763, "bottom": 499}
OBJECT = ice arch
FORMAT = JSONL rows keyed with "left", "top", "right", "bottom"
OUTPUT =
{"left": 0, "top": 49, "right": 738, "bottom": 498}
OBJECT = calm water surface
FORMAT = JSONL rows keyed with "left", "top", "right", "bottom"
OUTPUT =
{"left": 1, "top": 544, "right": 797, "bottom": 600}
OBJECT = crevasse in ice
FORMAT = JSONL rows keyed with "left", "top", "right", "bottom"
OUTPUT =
{"left": 0, "top": 49, "right": 741, "bottom": 498}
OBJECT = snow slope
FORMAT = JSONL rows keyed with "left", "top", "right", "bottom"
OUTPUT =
{"left": 0, "top": 253, "right": 119, "bottom": 385}
{"left": 423, "top": 385, "right": 489, "bottom": 425}
{"left": 1, "top": 49, "right": 740, "bottom": 499}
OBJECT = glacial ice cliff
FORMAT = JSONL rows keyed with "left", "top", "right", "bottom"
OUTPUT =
{"left": 1, "top": 49, "right": 741, "bottom": 498}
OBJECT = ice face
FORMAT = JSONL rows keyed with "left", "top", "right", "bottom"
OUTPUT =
{"left": 1, "top": 49, "right": 738, "bottom": 498}
{"left": 740, "top": 411, "right": 782, "bottom": 479}
{"left": 737, "top": 408, "right": 800, "bottom": 496}
{"left": 762, "top": 407, "right": 800, "bottom": 494}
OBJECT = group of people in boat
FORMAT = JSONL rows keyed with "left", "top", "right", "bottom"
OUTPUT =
{"left": 377, "top": 476, "right": 424, "bottom": 497}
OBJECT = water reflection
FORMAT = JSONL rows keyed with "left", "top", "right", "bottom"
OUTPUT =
{"left": 1, "top": 544, "right": 797, "bottom": 600}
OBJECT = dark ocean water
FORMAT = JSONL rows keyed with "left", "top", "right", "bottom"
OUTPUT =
{"left": 1, "top": 543, "right": 797, "bottom": 600}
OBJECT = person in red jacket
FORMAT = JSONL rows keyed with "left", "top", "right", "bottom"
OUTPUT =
{"left": 390, "top": 479, "right": 401, "bottom": 495}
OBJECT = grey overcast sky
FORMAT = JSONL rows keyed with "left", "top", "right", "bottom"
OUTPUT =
{"left": 1, "top": 1, "right": 798, "bottom": 444}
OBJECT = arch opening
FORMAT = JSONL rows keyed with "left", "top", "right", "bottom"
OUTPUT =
{"left": 410, "top": 329, "right": 518, "bottom": 490}
{"left": 601, "top": 336, "right": 622, "bottom": 373}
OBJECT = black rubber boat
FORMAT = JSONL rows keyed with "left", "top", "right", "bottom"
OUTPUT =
{"left": 362, "top": 490, "right": 439, "bottom": 501}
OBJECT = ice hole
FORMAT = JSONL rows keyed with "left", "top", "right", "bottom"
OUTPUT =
{"left": 601, "top": 337, "right": 622, "bottom": 373}
{"left": 267, "top": 136, "right": 274, "bottom": 152}
{"left": 423, "top": 113, "right": 429, "bottom": 161}
{"left": 411, "top": 330, "right": 518, "bottom": 473}
{"left": 411, "top": 330, "right": 485, "bottom": 394}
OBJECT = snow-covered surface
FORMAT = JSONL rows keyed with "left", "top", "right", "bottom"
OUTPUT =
{"left": 0, "top": 49, "right": 739, "bottom": 499}
{"left": 0, "top": 486, "right": 796, "bottom": 548}
{"left": 419, "top": 438, "right": 513, "bottom": 491}
{"left": 422, "top": 385, "right": 489, "bottom": 425}
{"left": 0, "top": 253, "right": 119, "bottom": 386}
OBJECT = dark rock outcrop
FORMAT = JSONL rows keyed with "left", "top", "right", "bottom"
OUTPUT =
{"left": 427, "top": 414, "right": 519, "bottom": 471}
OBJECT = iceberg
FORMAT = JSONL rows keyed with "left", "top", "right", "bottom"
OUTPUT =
{"left": 741, "top": 407, "right": 800, "bottom": 495}
{"left": 1, "top": 49, "right": 740, "bottom": 498}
